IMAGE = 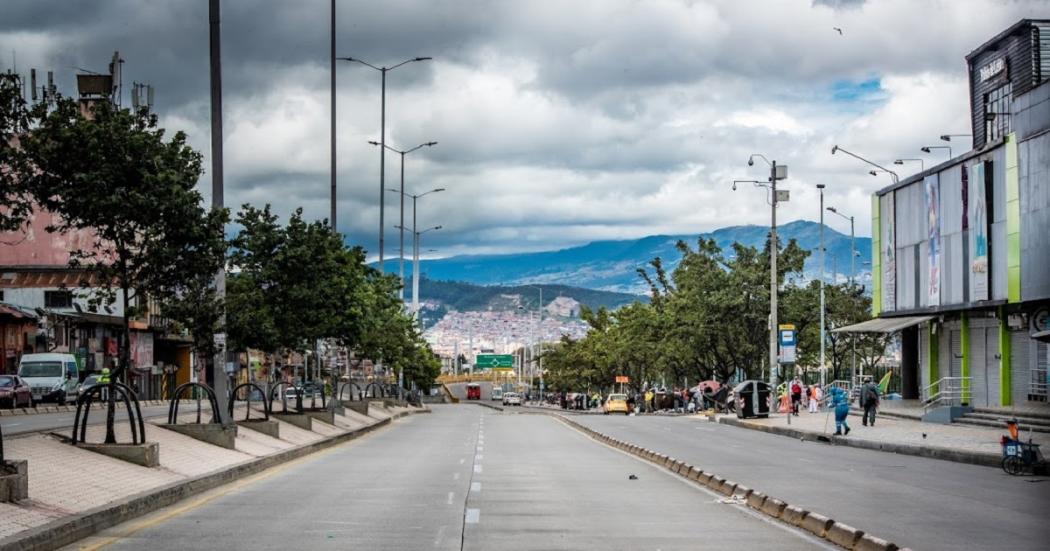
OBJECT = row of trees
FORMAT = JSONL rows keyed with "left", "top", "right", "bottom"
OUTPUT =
{"left": 1, "top": 80, "right": 439, "bottom": 406}
{"left": 541, "top": 237, "right": 890, "bottom": 393}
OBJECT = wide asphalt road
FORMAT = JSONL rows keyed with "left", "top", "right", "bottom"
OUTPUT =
{"left": 72, "top": 405, "right": 829, "bottom": 550}
{"left": 567, "top": 412, "right": 1050, "bottom": 551}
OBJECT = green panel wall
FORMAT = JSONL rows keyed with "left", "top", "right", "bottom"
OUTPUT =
{"left": 1005, "top": 133, "right": 1021, "bottom": 303}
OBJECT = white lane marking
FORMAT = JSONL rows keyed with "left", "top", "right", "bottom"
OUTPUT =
{"left": 453, "top": 473, "right": 460, "bottom": 480}
{"left": 5, "top": 423, "right": 21, "bottom": 427}
{"left": 473, "top": 464, "right": 482, "bottom": 473}
{"left": 434, "top": 525, "right": 446, "bottom": 547}
{"left": 475, "top": 454, "right": 483, "bottom": 460}
{"left": 447, "top": 492, "right": 454, "bottom": 505}
{"left": 476, "top": 446, "right": 483, "bottom": 451}
{"left": 470, "top": 482, "right": 481, "bottom": 493}
{"left": 465, "top": 509, "right": 480, "bottom": 524}
{"left": 460, "top": 458, "right": 465, "bottom": 464}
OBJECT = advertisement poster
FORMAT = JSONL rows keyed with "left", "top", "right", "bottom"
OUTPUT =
{"left": 881, "top": 192, "right": 896, "bottom": 312}
{"left": 925, "top": 175, "right": 941, "bottom": 307}
{"left": 969, "top": 161, "right": 989, "bottom": 301}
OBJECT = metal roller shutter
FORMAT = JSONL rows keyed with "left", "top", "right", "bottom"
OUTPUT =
{"left": 971, "top": 326, "right": 987, "bottom": 407}
{"left": 986, "top": 327, "right": 1000, "bottom": 407}
{"left": 1012, "top": 331, "right": 1030, "bottom": 405}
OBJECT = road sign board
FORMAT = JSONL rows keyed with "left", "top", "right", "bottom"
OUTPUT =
{"left": 778, "top": 324, "right": 796, "bottom": 363}
{"left": 615, "top": 375, "right": 629, "bottom": 383}
{"left": 474, "top": 354, "right": 514, "bottom": 369}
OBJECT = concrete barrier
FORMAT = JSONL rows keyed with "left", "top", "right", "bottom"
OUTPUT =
{"left": 854, "top": 534, "right": 899, "bottom": 551}
{"left": 344, "top": 401, "right": 369, "bottom": 417}
{"left": 236, "top": 419, "right": 279, "bottom": 439}
{"left": 697, "top": 472, "right": 713, "bottom": 485}
{"left": 800, "top": 512, "right": 833, "bottom": 538}
{"left": 688, "top": 467, "right": 703, "bottom": 481}
{"left": 760, "top": 497, "right": 786, "bottom": 519}
{"left": 826, "top": 522, "right": 865, "bottom": 549}
{"left": 0, "top": 460, "right": 28, "bottom": 502}
{"left": 781, "top": 505, "right": 808, "bottom": 526}
{"left": 718, "top": 480, "right": 737, "bottom": 496}
{"left": 706, "top": 475, "right": 724, "bottom": 491}
{"left": 159, "top": 424, "right": 238, "bottom": 450}
{"left": 303, "top": 409, "right": 336, "bottom": 426}
{"left": 76, "top": 442, "right": 160, "bottom": 468}
{"left": 731, "top": 484, "right": 752, "bottom": 499}
{"left": 272, "top": 413, "right": 313, "bottom": 431}
{"left": 746, "top": 491, "right": 766, "bottom": 510}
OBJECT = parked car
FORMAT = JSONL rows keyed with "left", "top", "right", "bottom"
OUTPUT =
{"left": 603, "top": 393, "right": 630, "bottom": 415}
{"left": 17, "top": 353, "right": 79, "bottom": 405}
{"left": 0, "top": 375, "right": 33, "bottom": 409}
{"left": 502, "top": 392, "right": 522, "bottom": 406}
{"left": 491, "top": 387, "right": 503, "bottom": 401}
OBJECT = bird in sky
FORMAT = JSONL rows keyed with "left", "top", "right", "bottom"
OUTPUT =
{"left": 833, "top": 27, "right": 843, "bottom": 35}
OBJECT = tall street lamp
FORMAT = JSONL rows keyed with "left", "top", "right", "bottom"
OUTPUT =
{"left": 894, "top": 158, "right": 924, "bottom": 172}
{"left": 528, "top": 285, "right": 543, "bottom": 398}
{"left": 826, "top": 205, "right": 857, "bottom": 387}
{"left": 339, "top": 55, "right": 432, "bottom": 272}
{"left": 920, "top": 145, "right": 952, "bottom": 159}
{"left": 737, "top": 153, "right": 788, "bottom": 391}
{"left": 370, "top": 140, "right": 437, "bottom": 300}
{"left": 412, "top": 225, "right": 441, "bottom": 322}
{"left": 832, "top": 145, "right": 899, "bottom": 184}
{"left": 817, "top": 184, "right": 826, "bottom": 389}
{"left": 939, "top": 134, "right": 971, "bottom": 145}
{"left": 389, "top": 187, "right": 444, "bottom": 309}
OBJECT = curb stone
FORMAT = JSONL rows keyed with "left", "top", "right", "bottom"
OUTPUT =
{"left": 826, "top": 522, "right": 865, "bottom": 549}
{"left": 760, "top": 497, "right": 787, "bottom": 519}
{"left": 801, "top": 512, "right": 834, "bottom": 538}
{"left": 746, "top": 491, "right": 766, "bottom": 510}
{"left": 782, "top": 505, "right": 808, "bottom": 526}
{"left": 854, "top": 534, "right": 899, "bottom": 551}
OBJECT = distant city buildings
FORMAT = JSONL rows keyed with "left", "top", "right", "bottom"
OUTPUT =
{"left": 424, "top": 308, "right": 590, "bottom": 359}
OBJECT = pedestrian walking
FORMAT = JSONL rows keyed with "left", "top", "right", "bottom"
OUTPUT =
{"left": 831, "top": 386, "right": 851, "bottom": 436}
{"left": 860, "top": 376, "right": 880, "bottom": 426}
{"left": 808, "top": 384, "right": 821, "bottom": 413}
{"left": 790, "top": 377, "right": 803, "bottom": 416}
{"left": 644, "top": 389, "right": 654, "bottom": 413}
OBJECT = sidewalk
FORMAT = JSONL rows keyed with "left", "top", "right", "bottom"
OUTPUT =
{"left": 716, "top": 407, "right": 1049, "bottom": 467}
{"left": 0, "top": 401, "right": 423, "bottom": 549}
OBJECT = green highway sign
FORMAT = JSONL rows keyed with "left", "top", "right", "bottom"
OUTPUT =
{"left": 474, "top": 354, "right": 514, "bottom": 369}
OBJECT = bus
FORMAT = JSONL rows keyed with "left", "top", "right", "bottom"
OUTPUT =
{"left": 466, "top": 383, "right": 481, "bottom": 400}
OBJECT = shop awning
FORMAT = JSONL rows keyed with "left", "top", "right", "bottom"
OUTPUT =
{"left": 831, "top": 315, "right": 934, "bottom": 333}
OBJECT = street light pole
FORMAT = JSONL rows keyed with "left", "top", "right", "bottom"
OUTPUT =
{"left": 329, "top": 0, "right": 336, "bottom": 231}
{"left": 339, "top": 56, "right": 432, "bottom": 271}
{"left": 372, "top": 141, "right": 437, "bottom": 301}
{"left": 831, "top": 145, "right": 899, "bottom": 184}
{"left": 208, "top": 0, "right": 231, "bottom": 426}
{"left": 817, "top": 184, "right": 826, "bottom": 389}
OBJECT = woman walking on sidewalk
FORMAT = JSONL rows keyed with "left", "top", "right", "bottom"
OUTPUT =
{"left": 830, "top": 386, "right": 851, "bottom": 436}
{"left": 808, "top": 384, "right": 821, "bottom": 413}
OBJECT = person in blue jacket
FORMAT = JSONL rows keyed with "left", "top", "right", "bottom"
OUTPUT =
{"left": 830, "top": 386, "right": 851, "bottom": 436}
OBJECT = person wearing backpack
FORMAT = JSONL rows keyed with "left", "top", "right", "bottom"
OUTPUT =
{"left": 789, "top": 377, "right": 803, "bottom": 416}
{"left": 860, "top": 376, "right": 880, "bottom": 426}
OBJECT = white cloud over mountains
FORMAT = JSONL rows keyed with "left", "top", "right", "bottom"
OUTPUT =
{"left": 1, "top": 0, "right": 1043, "bottom": 260}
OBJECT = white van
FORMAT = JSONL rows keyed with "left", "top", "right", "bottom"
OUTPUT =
{"left": 17, "top": 353, "right": 79, "bottom": 405}
{"left": 491, "top": 387, "right": 503, "bottom": 401}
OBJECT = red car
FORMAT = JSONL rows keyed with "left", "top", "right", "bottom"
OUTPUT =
{"left": 466, "top": 383, "right": 481, "bottom": 400}
{"left": 0, "top": 375, "right": 33, "bottom": 409}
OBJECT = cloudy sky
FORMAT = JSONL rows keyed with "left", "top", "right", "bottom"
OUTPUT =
{"left": 1, "top": 0, "right": 1044, "bottom": 259}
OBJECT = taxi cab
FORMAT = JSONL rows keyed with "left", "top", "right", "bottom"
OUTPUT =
{"left": 603, "top": 393, "right": 630, "bottom": 415}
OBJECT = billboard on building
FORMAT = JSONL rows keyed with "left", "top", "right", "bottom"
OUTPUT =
{"left": 881, "top": 192, "right": 896, "bottom": 312}
{"left": 925, "top": 175, "right": 941, "bottom": 307}
{"left": 969, "top": 161, "right": 990, "bottom": 301}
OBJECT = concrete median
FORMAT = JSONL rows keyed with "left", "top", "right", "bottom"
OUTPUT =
{"left": 826, "top": 521, "right": 865, "bottom": 549}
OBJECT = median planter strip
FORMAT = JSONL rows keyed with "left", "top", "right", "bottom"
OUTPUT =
{"left": 550, "top": 413, "right": 901, "bottom": 550}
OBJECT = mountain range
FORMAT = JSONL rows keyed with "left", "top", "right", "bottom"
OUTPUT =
{"left": 390, "top": 220, "right": 872, "bottom": 295}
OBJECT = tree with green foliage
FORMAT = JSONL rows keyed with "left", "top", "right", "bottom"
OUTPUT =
{"left": 0, "top": 74, "right": 33, "bottom": 234}
{"left": 17, "top": 97, "right": 227, "bottom": 443}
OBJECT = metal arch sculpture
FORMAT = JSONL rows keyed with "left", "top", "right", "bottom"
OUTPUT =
{"left": 168, "top": 382, "right": 220, "bottom": 425}
{"left": 228, "top": 382, "right": 271, "bottom": 421}
{"left": 337, "top": 382, "right": 362, "bottom": 402}
{"left": 268, "top": 381, "right": 303, "bottom": 414}
{"left": 363, "top": 382, "right": 385, "bottom": 398}
{"left": 72, "top": 382, "right": 146, "bottom": 445}
{"left": 302, "top": 382, "right": 327, "bottom": 411}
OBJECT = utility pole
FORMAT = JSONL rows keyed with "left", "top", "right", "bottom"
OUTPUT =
{"left": 769, "top": 161, "right": 779, "bottom": 394}
{"left": 208, "top": 0, "right": 231, "bottom": 426}
{"left": 818, "top": 184, "right": 826, "bottom": 389}
{"left": 329, "top": 0, "right": 336, "bottom": 231}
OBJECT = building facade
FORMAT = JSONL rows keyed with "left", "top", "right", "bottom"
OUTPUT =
{"left": 870, "top": 19, "right": 1050, "bottom": 408}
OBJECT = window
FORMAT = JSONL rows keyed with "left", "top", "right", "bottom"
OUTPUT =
{"left": 984, "top": 83, "right": 1012, "bottom": 141}
{"left": 44, "top": 290, "right": 73, "bottom": 308}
